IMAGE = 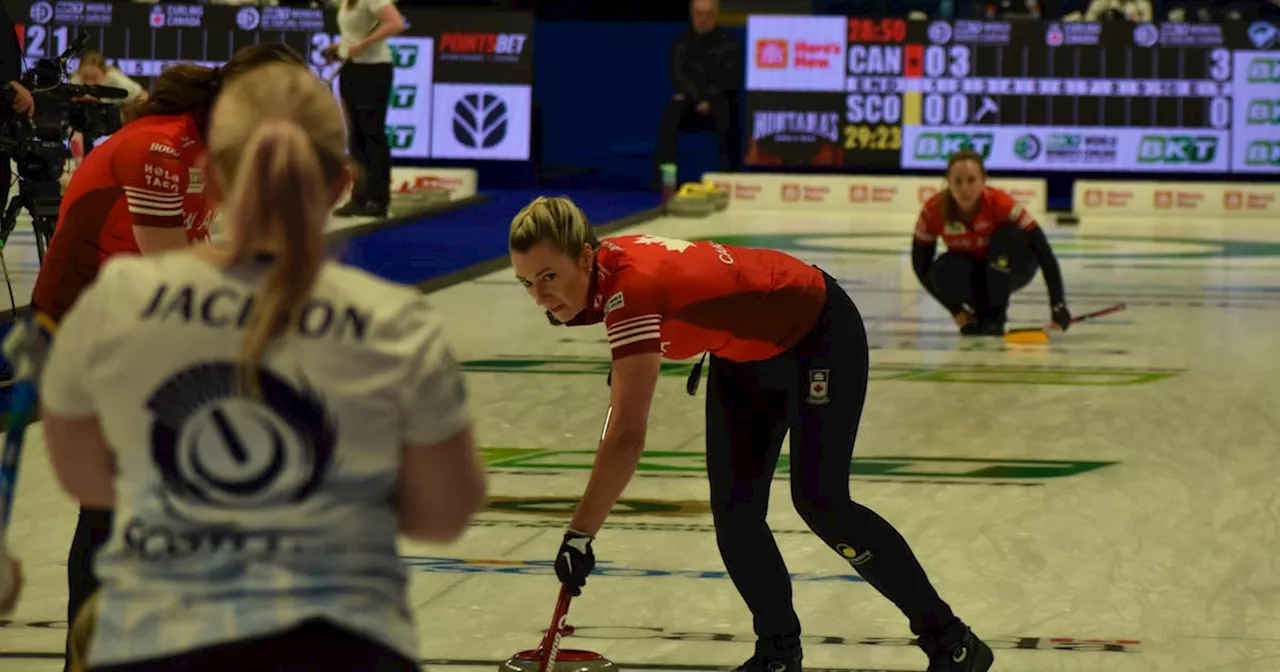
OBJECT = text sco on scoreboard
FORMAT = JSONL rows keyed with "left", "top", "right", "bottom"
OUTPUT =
{"left": 18, "top": 1, "right": 534, "bottom": 161}
{"left": 745, "top": 16, "right": 1280, "bottom": 175}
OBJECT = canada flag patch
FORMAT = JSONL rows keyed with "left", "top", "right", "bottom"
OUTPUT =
{"left": 806, "top": 369, "right": 830, "bottom": 405}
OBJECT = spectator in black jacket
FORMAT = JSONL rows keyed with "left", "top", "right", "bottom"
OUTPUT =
{"left": 654, "top": 0, "right": 741, "bottom": 187}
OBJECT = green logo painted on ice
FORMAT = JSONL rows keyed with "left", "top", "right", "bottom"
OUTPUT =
{"left": 462, "top": 357, "right": 1180, "bottom": 387}
{"left": 479, "top": 447, "right": 1118, "bottom": 481}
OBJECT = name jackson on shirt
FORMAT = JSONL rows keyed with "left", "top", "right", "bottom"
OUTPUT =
{"left": 141, "top": 282, "right": 372, "bottom": 343}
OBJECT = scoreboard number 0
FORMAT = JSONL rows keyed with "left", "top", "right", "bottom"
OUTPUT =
{"left": 1210, "top": 97, "right": 1230, "bottom": 129}
{"left": 924, "top": 93, "right": 969, "bottom": 126}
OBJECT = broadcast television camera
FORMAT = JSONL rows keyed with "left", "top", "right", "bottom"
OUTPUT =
{"left": 0, "top": 32, "right": 129, "bottom": 268}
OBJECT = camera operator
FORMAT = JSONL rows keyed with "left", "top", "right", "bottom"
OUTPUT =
{"left": 68, "top": 52, "right": 146, "bottom": 160}
{"left": 2, "top": 0, "right": 35, "bottom": 197}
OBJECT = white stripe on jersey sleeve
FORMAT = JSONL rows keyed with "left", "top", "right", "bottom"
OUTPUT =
{"left": 607, "top": 314, "right": 661, "bottom": 349}
{"left": 123, "top": 186, "right": 184, "bottom": 217}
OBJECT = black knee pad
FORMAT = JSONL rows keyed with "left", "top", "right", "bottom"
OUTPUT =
{"left": 986, "top": 225, "right": 1024, "bottom": 258}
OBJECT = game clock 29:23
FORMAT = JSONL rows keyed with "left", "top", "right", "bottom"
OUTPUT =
{"left": 843, "top": 124, "right": 902, "bottom": 151}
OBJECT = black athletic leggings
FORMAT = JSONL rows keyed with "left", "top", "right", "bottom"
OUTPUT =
{"left": 66, "top": 507, "right": 111, "bottom": 672}
{"left": 90, "top": 618, "right": 418, "bottom": 671}
{"left": 705, "top": 270, "right": 959, "bottom": 657}
{"left": 929, "top": 226, "right": 1038, "bottom": 312}
{"left": 338, "top": 61, "right": 394, "bottom": 209}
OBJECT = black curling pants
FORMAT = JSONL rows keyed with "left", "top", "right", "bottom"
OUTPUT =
{"left": 338, "top": 62, "right": 394, "bottom": 210}
{"left": 928, "top": 226, "right": 1038, "bottom": 314}
{"left": 65, "top": 506, "right": 112, "bottom": 672}
{"left": 90, "top": 618, "right": 418, "bottom": 671}
{"left": 705, "top": 270, "right": 961, "bottom": 658}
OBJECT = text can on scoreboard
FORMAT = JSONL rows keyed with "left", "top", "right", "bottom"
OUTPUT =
{"left": 745, "top": 15, "right": 1280, "bottom": 175}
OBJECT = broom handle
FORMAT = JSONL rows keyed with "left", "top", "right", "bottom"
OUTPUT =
{"left": 536, "top": 586, "right": 573, "bottom": 672}
{"left": 1043, "top": 302, "right": 1126, "bottom": 331}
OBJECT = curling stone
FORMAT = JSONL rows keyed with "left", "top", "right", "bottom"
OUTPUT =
{"left": 700, "top": 179, "right": 730, "bottom": 211}
{"left": 499, "top": 648, "right": 618, "bottom": 672}
{"left": 665, "top": 183, "right": 717, "bottom": 217}
{"left": 390, "top": 187, "right": 451, "bottom": 215}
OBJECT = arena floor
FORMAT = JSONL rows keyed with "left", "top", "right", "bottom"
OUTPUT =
{"left": 2, "top": 208, "right": 1278, "bottom": 672}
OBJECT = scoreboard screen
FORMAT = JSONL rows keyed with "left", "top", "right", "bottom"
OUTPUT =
{"left": 745, "top": 16, "right": 1280, "bottom": 174}
{"left": 17, "top": 1, "right": 534, "bottom": 161}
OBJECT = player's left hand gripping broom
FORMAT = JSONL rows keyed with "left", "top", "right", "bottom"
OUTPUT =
{"left": 0, "top": 313, "right": 57, "bottom": 532}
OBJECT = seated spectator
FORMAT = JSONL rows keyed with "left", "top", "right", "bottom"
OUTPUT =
{"left": 654, "top": 0, "right": 741, "bottom": 189}
{"left": 71, "top": 52, "right": 146, "bottom": 105}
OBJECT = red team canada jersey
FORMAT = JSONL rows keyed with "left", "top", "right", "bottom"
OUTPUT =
{"left": 913, "top": 186, "right": 1037, "bottom": 259}
{"left": 567, "top": 235, "right": 827, "bottom": 363}
{"left": 32, "top": 113, "right": 215, "bottom": 320}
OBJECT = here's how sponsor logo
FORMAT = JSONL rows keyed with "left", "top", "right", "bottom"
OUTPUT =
{"left": 747, "top": 16, "right": 847, "bottom": 92}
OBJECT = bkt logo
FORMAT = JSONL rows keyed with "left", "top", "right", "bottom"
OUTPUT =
{"left": 913, "top": 133, "right": 994, "bottom": 160}
{"left": 1246, "top": 99, "right": 1280, "bottom": 125}
{"left": 1244, "top": 140, "right": 1280, "bottom": 166}
{"left": 1137, "top": 136, "right": 1218, "bottom": 164}
{"left": 391, "top": 85, "right": 417, "bottom": 109}
{"left": 390, "top": 44, "right": 419, "bottom": 68}
{"left": 1246, "top": 57, "right": 1280, "bottom": 84}
{"left": 386, "top": 125, "right": 416, "bottom": 149}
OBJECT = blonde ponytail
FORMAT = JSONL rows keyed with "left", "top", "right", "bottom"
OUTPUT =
{"left": 225, "top": 121, "right": 329, "bottom": 394}
{"left": 205, "top": 63, "right": 349, "bottom": 396}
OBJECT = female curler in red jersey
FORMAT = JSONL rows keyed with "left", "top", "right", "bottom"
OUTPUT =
{"left": 912, "top": 150, "right": 1071, "bottom": 335}
{"left": 509, "top": 196, "right": 994, "bottom": 672}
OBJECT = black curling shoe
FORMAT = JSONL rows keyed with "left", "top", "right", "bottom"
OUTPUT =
{"left": 927, "top": 628, "right": 994, "bottom": 672}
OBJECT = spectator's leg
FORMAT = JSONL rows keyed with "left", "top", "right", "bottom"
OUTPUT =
{"left": 654, "top": 97, "right": 693, "bottom": 188}
{"left": 709, "top": 95, "right": 734, "bottom": 172}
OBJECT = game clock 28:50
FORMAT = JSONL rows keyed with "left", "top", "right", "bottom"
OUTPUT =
{"left": 843, "top": 124, "right": 902, "bottom": 151}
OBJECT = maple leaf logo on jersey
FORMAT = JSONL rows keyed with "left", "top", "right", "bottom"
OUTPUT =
{"left": 635, "top": 235, "right": 695, "bottom": 252}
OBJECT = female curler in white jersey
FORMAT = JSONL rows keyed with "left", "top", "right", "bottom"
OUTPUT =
{"left": 38, "top": 62, "right": 486, "bottom": 672}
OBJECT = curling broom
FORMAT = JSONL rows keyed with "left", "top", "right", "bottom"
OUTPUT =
{"left": 499, "top": 405, "right": 617, "bottom": 672}
{"left": 1004, "top": 302, "right": 1127, "bottom": 345}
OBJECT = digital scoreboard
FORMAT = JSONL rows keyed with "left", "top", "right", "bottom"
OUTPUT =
{"left": 745, "top": 16, "right": 1280, "bottom": 174}
{"left": 17, "top": 1, "right": 534, "bottom": 161}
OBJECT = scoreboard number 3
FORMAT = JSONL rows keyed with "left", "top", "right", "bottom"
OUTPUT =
{"left": 310, "top": 32, "right": 341, "bottom": 68}
{"left": 1210, "top": 48, "right": 1230, "bottom": 81}
{"left": 924, "top": 45, "right": 971, "bottom": 79}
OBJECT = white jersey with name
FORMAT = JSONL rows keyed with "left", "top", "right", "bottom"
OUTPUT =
{"left": 40, "top": 251, "right": 470, "bottom": 667}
